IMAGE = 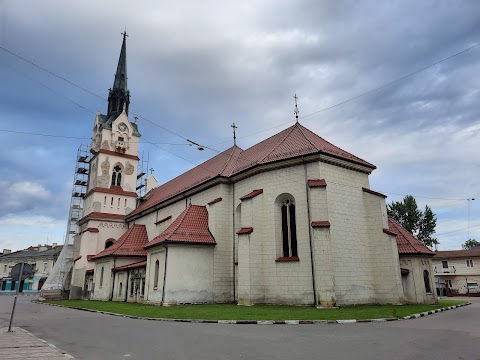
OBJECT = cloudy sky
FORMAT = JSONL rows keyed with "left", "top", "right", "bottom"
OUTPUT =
{"left": 0, "top": 1, "right": 478, "bottom": 251}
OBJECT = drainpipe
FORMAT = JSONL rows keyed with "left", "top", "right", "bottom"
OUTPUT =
{"left": 232, "top": 180, "right": 236, "bottom": 303}
{"left": 124, "top": 270, "right": 129, "bottom": 302}
{"left": 303, "top": 159, "right": 317, "bottom": 306}
{"left": 109, "top": 257, "right": 116, "bottom": 301}
{"left": 161, "top": 245, "right": 168, "bottom": 305}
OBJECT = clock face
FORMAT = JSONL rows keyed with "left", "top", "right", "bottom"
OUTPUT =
{"left": 118, "top": 123, "right": 127, "bottom": 132}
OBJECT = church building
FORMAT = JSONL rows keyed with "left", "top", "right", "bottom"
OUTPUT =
{"left": 70, "top": 35, "right": 437, "bottom": 306}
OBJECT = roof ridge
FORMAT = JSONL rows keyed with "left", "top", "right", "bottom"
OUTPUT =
{"left": 296, "top": 123, "right": 321, "bottom": 151}
{"left": 259, "top": 124, "right": 297, "bottom": 163}
{"left": 219, "top": 146, "right": 243, "bottom": 176}
{"left": 164, "top": 205, "right": 192, "bottom": 240}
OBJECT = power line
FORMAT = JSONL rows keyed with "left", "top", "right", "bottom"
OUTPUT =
{"left": 0, "top": 45, "right": 199, "bottom": 146}
{"left": 209, "top": 40, "right": 480, "bottom": 147}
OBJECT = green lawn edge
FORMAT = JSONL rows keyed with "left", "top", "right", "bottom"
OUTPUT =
{"left": 43, "top": 299, "right": 467, "bottom": 321}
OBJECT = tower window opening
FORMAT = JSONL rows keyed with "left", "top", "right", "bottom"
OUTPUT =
{"left": 111, "top": 165, "right": 122, "bottom": 187}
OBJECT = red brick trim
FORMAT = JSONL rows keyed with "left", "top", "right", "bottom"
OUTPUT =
{"left": 276, "top": 256, "right": 299, "bottom": 262}
{"left": 307, "top": 179, "right": 327, "bottom": 188}
{"left": 93, "top": 149, "right": 140, "bottom": 160}
{"left": 86, "top": 255, "right": 95, "bottom": 261}
{"left": 85, "top": 186, "right": 137, "bottom": 198}
{"left": 79, "top": 212, "right": 126, "bottom": 223}
{"left": 236, "top": 227, "right": 254, "bottom": 235}
{"left": 362, "top": 187, "right": 387, "bottom": 198}
{"left": 155, "top": 215, "right": 172, "bottom": 225}
{"left": 400, "top": 268, "right": 410, "bottom": 275}
{"left": 85, "top": 269, "right": 94, "bottom": 274}
{"left": 81, "top": 227, "right": 99, "bottom": 234}
{"left": 311, "top": 221, "right": 331, "bottom": 228}
{"left": 207, "top": 197, "right": 222, "bottom": 205}
{"left": 240, "top": 189, "right": 263, "bottom": 200}
{"left": 383, "top": 228, "right": 397, "bottom": 236}
{"left": 73, "top": 256, "right": 82, "bottom": 262}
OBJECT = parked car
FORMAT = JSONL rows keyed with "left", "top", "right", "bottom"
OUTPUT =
{"left": 467, "top": 282, "right": 480, "bottom": 294}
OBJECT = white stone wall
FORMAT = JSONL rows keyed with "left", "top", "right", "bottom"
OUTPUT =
{"left": 400, "top": 256, "right": 437, "bottom": 304}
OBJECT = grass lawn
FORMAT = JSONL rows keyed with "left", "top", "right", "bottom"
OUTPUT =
{"left": 44, "top": 299, "right": 466, "bottom": 321}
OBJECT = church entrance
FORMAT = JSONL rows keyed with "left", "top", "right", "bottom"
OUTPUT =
{"left": 128, "top": 268, "right": 146, "bottom": 303}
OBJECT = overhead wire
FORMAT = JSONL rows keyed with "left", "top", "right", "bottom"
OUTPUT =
{"left": 1, "top": 41, "right": 478, "bottom": 204}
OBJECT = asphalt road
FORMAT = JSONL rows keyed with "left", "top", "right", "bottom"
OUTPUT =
{"left": 0, "top": 296, "right": 478, "bottom": 360}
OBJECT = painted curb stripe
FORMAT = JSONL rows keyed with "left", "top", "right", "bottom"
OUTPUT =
{"left": 31, "top": 301, "right": 471, "bottom": 325}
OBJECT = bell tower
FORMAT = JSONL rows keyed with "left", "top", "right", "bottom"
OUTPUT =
{"left": 70, "top": 33, "right": 140, "bottom": 299}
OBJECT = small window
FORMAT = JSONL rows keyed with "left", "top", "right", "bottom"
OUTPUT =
{"left": 105, "top": 239, "right": 114, "bottom": 249}
{"left": 118, "top": 137, "right": 124, "bottom": 141}
{"left": 118, "top": 282, "right": 123, "bottom": 297}
{"left": 130, "top": 279, "right": 134, "bottom": 296}
{"left": 141, "top": 279, "right": 145, "bottom": 296}
{"left": 125, "top": 199, "right": 127, "bottom": 207}
{"left": 43, "top": 262, "right": 48, "bottom": 272}
{"left": 423, "top": 270, "right": 431, "bottom": 293}
{"left": 446, "top": 280, "right": 452, "bottom": 288}
{"left": 154, "top": 260, "right": 160, "bottom": 289}
{"left": 466, "top": 259, "right": 473, "bottom": 267}
{"left": 442, "top": 260, "right": 448, "bottom": 269}
{"left": 100, "top": 267, "right": 104, "bottom": 288}
{"left": 104, "top": 196, "right": 106, "bottom": 206}
{"left": 118, "top": 198, "right": 120, "bottom": 207}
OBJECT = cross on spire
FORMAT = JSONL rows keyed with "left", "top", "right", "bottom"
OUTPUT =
{"left": 121, "top": 30, "right": 128, "bottom": 40}
{"left": 294, "top": 94, "right": 300, "bottom": 123}
{"left": 231, "top": 123, "right": 238, "bottom": 146}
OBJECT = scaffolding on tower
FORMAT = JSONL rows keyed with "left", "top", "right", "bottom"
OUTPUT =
{"left": 40, "top": 144, "right": 89, "bottom": 299}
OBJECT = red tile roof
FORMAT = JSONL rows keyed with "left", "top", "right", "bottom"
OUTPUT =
{"left": 307, "top": 179, "right": 327, "bottom": 188}
{"left": 112, "top": 260, "right": 147, "bottom": 272}
{"left": 145, "top": 205, "right": 216, "bottom": 248}
{"left": 383, "top": 228, "right": 397, "bottom": 236}
{"left": 311, "top": 221, "right": 331, "bottom": 228}
{"left": 128, "top": 123, "right": 374, "bottom": 218}
{"left": 388, "top": 218, "right": 434, "bottom": 256}
{"left": 240, "top": 189, "right": 263, "bottom": 200}
{"left": 236, "top": 227, "right": 254, "bottom": 235}
{"left": 91, "top": 224, "right": 149, "bottom": 260}
{"left": 434, "top": 249, "right": 480, "bottom": 259}
{"left": 130, "top": 146, "right": 243, "bottom": 217}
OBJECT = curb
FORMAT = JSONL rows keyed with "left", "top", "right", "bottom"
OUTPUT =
{"left": 32, "top": 301, "right": 470, "bottom": 325}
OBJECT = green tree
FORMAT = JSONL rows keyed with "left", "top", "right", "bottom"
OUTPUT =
{"left": 387, "top": 195, "right": 438, "bottom": 247}
{"left": 462, "top": 239, "right": 480, "bottom": 250}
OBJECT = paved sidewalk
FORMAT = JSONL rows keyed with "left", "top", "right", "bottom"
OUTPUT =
{"left": 0, "top": 327, "right": 74, "bottom": 359}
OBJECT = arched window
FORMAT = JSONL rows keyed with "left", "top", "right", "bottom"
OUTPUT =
{"left": 100, "top": 267, "right": 104, "bottom": 288}
{"left": 281, "top": 199, "right": 297, "bottom": 257}
{"left": 423, "top": 270, "right": 431, "bottom": 293}
{"left": 154, "top": 260, "right": 160, "bottom": 289}
{"left": 118, "top": 282, "right": 123, "bottom": 297}
{"left": 105, "top": 239, "right": 115, "bottom": 249}
{"left": 111, "top": 165, "right": 122, "bottom": 186}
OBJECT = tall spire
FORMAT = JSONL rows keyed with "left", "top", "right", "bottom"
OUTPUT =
{"left": 107, "top": 31, "right": 130, "bottom": 119}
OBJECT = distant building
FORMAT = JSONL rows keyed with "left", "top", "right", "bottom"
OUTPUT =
{"left": 69, "top": 34, "right": 437, "bottom": 306}
{"left": 0, "top": 245, "right": 62, "bottom": 293}
{"left": 433, "top": 249, "right": 480, "bottom": 295}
